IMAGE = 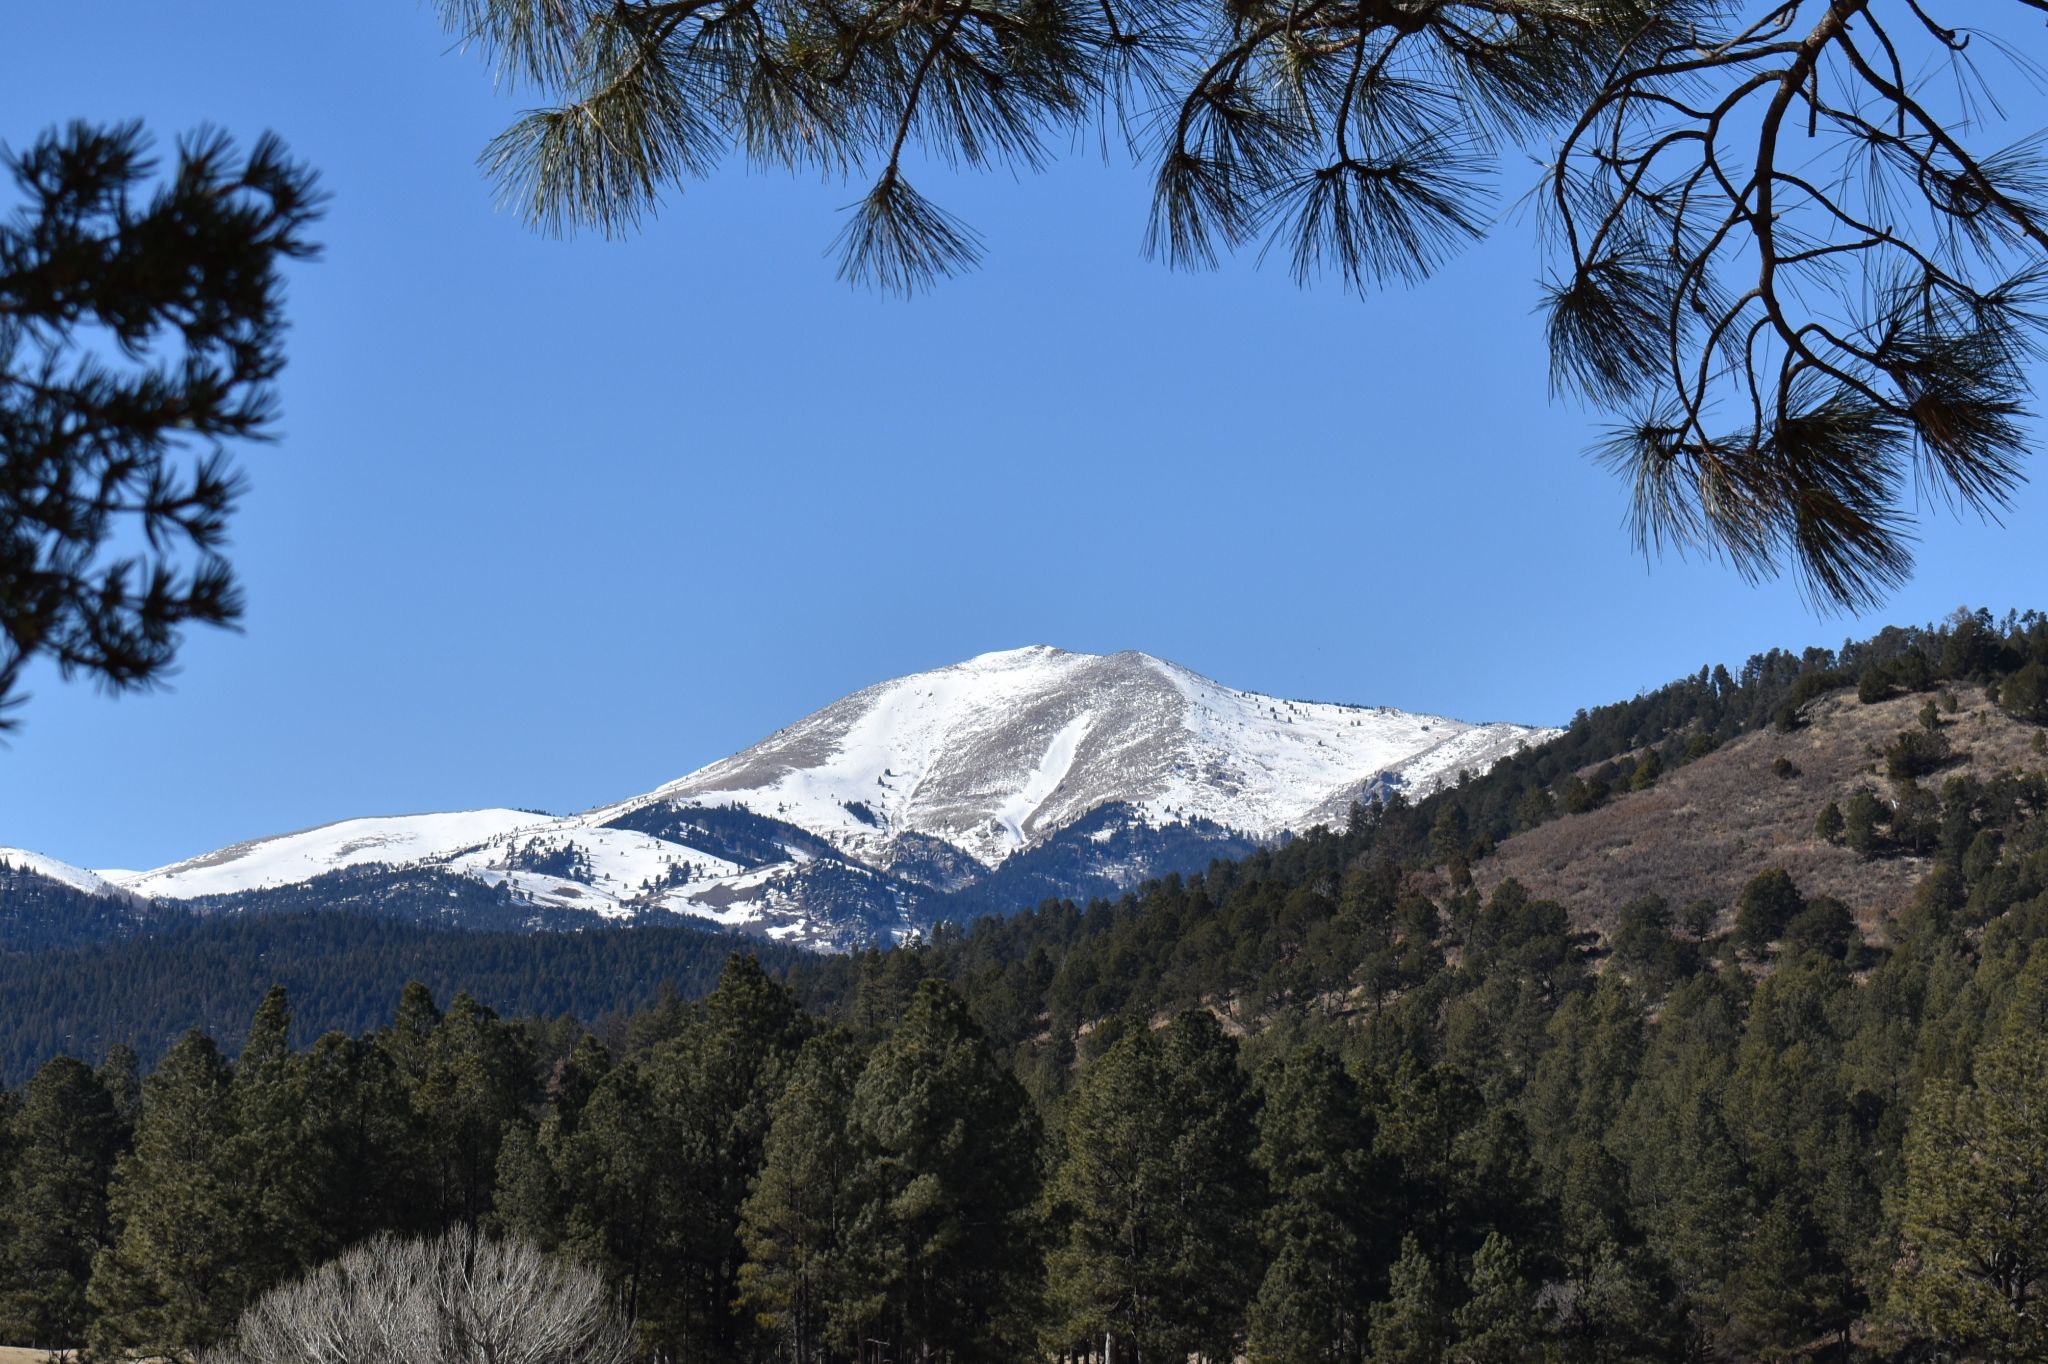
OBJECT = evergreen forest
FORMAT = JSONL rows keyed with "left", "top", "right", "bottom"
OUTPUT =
{"left": 6, "top": 610, "right": 2048, "bottom": 1361}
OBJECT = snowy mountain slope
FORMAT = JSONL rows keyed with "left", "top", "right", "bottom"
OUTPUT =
{"left": 65, "top": 648, "right": 1555, "bottom": 949}
{"left": 0, "top": 848, "right": 136, "bottom": 900}
{"left": 600, "top": 647, "right": 1550, "bottom": 865}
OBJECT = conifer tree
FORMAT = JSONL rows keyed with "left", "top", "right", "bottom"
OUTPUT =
{"left": 1246, "top": 1045, "right": 1381, "bottom": 1364}
{"left": 846, "top": 979, "right": 1040, "bottom": 1364}
{"left": 88, "top": 1030, "right": 258, "bottom": 1359}
{"left": 434, "top": 0, "right": 2048, "bottom": 607}
{"left": 405, "top": 989, "right": 534, "bottom": 1229}
{"left": 298, "top": 1030, "right": 416, "bottom": 1250}
{"left": 1450, "top": 1232, "right": 1543, "bottom": 1364}
{"left": 1844, "top": 794, "right": 1886, "bottom": 857}
{"left": 1892, "top": 1028, "right": 2048, "bottom": 1360}
{"left": 554, "top": 1058, "right": 667, "bottom": 1329}
{"left": 1045, "top": 1010, "right": 1262, "bottom": 1363}
{"left": 1, "top": 122, "right": 322, "bottom": 729}
{"left": 233, "top": 986, "right": 322, "bottom": 1282}
{"left": 97, "top": 1045, "right": 142, "bottom": 1136}
{"left": 1734, "top": 869, "right": 1805, "bottom": 957}
{"left": 739, "top": 1029, "right": 868, "bottom": 1364}
{"left": 0, "top": 1056, "right": 123, "bottom": 1350}
{"left": 490, "top": 1124, "right": 564, "bottom": 1252}
{"left": 1370, "top": 1235, "right": 1448, "bottom": 1364}
{"left": 0, "top": 1086, "right": 16, "bottom": 1280}
{"left": 639, "top": 954, "right": 812, "bottom": 1359}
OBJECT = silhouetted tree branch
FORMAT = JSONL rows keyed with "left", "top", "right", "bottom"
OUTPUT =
{"left": 441, "top": 0, "right": 2048, "bottom": 607}
{"left": 0, "top": 122, "right": 323, "bottom": 730}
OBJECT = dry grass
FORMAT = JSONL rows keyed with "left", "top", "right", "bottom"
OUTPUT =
{"left": 1474, "top": 687, "right": 2048, "bottom": 941}
{"left": 0, "top": 1348, "right": 59, "bottom": 1364}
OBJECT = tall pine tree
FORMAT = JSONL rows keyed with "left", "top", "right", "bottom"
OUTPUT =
{"left": 846, "top": 979, "right": 1041, "bottom": 1364}
{"left": 88, "top": 1031, "right": 259, "bottom": 1359}
{"left": 0, "top": 1056, "right": 124, "bottom": 1349}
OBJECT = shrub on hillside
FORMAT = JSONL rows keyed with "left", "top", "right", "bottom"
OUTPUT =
{"left": 1885, "top": 729, "right": 1953, "bottom": 782}
{"left": 2001, "top": 662, "right": 2048, "bottom": 725}
{"left": 1736, "top": 869, "right": 1805, "bottom": 955}
{"left": 1783, "top": 897, "right": 1857, "bottom": 960}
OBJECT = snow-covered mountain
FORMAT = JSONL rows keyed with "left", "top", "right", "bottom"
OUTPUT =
{"left": 12, "top": 647, "right": 1557, "bottom": 949}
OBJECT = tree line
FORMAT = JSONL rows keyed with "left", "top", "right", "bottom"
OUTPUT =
{"left": 11, "top": 833, "right": 2048, "bottom": 1361}
{"left": 7, "top": 609, "right": 2048, "bottom": 1359}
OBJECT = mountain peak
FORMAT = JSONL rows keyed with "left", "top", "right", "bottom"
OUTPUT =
{"left": 957, "top": 644, "right": 1076, "bottom": 668}
{"left": 86, "top": 651, "right": 1558, "bottom": 948}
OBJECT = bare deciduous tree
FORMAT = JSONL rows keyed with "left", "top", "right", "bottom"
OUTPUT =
{"left": 204, "top": 1226, "right": 632, "bottom": 1364}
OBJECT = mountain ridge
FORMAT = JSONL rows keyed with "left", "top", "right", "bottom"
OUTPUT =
{"left": 7, "top": 646, "right": 1556, "bottom": 948}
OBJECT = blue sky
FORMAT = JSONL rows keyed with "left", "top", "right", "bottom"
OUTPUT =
{"left": 4, "top": 3, "right": 2046, "bottom": 870}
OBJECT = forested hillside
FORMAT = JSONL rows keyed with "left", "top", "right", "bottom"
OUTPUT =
{"left": 6, "top": 609, "right": 2048, "bottom": 1362}
{"left": 0, "top": 908, "right": 804, "bottom": 1083}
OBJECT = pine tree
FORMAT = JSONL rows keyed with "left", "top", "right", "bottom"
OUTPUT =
{"left": 738, "top": 1029, "right": 867, "bottom": 1364}
{"left": 1045, "top": 1010, "right": 1262, "bottom": 1363}
{"left": 434, "top": 0, "right": 2048, "bottom": 609}
{"left": 1370, "top": 1235, "right": 1447, "bottom": 1364}
{"left": 298, "top": 1030, "right": 417, "bottom": 1250}
{"left": 0, "top": 122, "right": 323, "bottom": 729}
{"left": 405, "top": 990, "right": 535, "bottom": 1229}
{"left": 0, "top": 1056, "right": 124, "bottom": 1349}
{"left": 1734, "top": 869, "right": 1804, "bottom": 956}
{"left": 639, "top": 954, "right": 812, "bottom": 1360}
{"left": 489, "top": 1123, "right": 564, "bottom": 1251}
{"left": 1891, "top": 1028, "right": 2048, "bottom": 1360}
{"left": 98, "top": 1045, "right": 142, "bottom": 1136}
{"left": 88, "top": 1030, "right": 260, "bottom": 1359}
{"left": 555, "top": 1057, "right": 667, "bottom": 1331}
{"left": 1813, "top": 802, "right": 1845, "bottom": 845}
{"left": 1450, "top": 1232, "right": 1543, "bottom": 1364}
{"left": 1844, "top": 793, "right": 1885, "bottom": 856}
{"left": 1246, "top": 1045, "right": 1382, "bottom": 1364}
{"left": 846, "top": 979, "right": 1040, "bottom": 1364}
{"left": 233, "top": 986, "right": 322, "bottom": 1283}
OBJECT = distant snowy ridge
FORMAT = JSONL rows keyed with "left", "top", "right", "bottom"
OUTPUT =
{"left": 57, "top": 647, "right": 1556, "bottom": 949}
{"left": 1, "top": 848, "right": 138, "bottom": 901}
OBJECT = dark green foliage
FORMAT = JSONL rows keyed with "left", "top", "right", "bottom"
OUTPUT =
{"left": 1814, "top": 801, "right": 1845, "bottom": 844}
{"left": 88, "top": 1031, "right": 259, "bottom": 1358}
{"left": 634, "top": 956, "right": 811, "bottom": 1359}
{"left": 738, "top": 1030, "right": 867, "bottom": 1364}
{"left": 1884, "top": 727, "right": 1954, "bottom": 782}
{"left": 1734, "top": 870, "right": 1805, "bottom": 956}
{"left": 1370, "top": 1235, "right": 1449, "bottom": 1364}
{"left": 0, "top": 1056, "right": 123, "bottom": 1347}
{"left": 1609, "top": 896, "right": 1689, "bottom": 984}
{"left": 1783, "top": 898, "right": 1856, "bottom": 961}
{"left": 1892, "top": 1028, "right": 2048, "bottom": 1360}
{"left": 1246, "top": 1046, "right": 1383, "bottom": 1364}
{"left": 843, "top": 980, "right": 1041, "bottom": 1364}
{"left": 1452, "top": 1233, "right": 1543, "bottom": 1364}
{"left": 5, "top": 611, "right": 2048, "bottom": 1360}
{"left": 1046, "top": 1010, "right": 1262, "bottom": 1363}
{"left": 232, "top": 988, "right": 324, "bottom": 1285}
{"left": 1845, "top": 793, "right": 1886, "bottom": 856}
{"left": 2002, "top": 660, "right": 2048, "bottom": 725}
{"left": 0, "top": 906, "right": 802, "bottom": 1083}
{"left": 442, "top": 0, "right": 2048, "bottom": 606}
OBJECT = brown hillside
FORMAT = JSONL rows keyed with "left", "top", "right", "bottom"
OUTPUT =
{"left": 1473, "top": 687, "right": 2048, "bottom": 940}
